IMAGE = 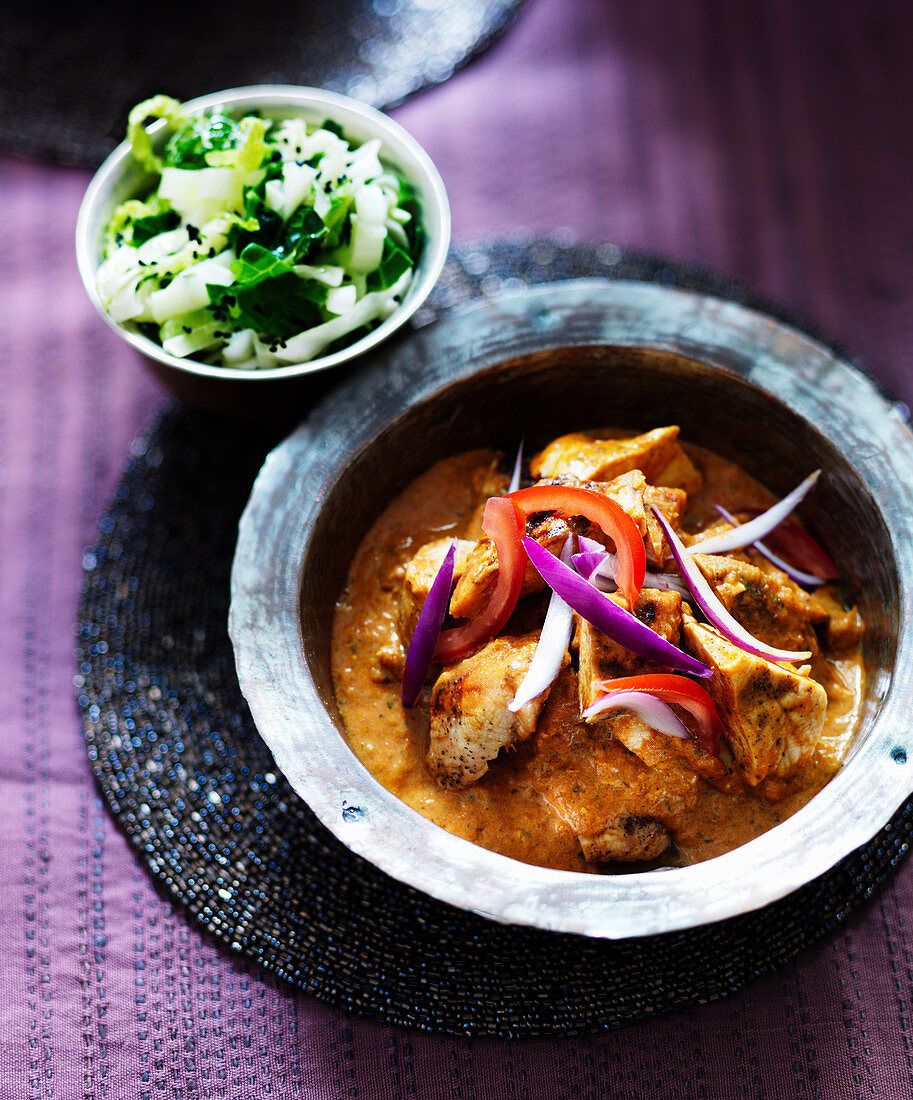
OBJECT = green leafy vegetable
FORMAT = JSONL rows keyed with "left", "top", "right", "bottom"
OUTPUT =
{"left": 126, "top": 95, "right": 188, "bottom": 174}
{"left": 131, "top": 210, "right": 181, "bottom": 245}
{"left": 204, "top": 116, "right": 270, "bottom": 172}
{"left": 322, "top": 195, "right": 353, "bottom": 250}
{"left": 367, "top": 239, "right": 412, "bottom": 292}
{"left": 234, "top": 242, "right": 292, "bottom": 282}
{"left": 165, "top": 112, "right": 241, "bottom": 169}
{"left": 98, "top": 94, "right": 422, "bottom": 369}
{"left": 284, "top": 207, "right": 328, "bottom": 262}
{"left": 210, "top": 271, "right": 326, "bottom": 338}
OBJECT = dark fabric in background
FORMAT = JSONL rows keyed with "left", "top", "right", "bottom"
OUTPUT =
{"left": 2, "top": 0, "right": 913, "bottom": 1096}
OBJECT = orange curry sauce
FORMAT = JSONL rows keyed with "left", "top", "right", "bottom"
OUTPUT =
{"left": 330, "top": 443, "right": 864, "bottom": 873}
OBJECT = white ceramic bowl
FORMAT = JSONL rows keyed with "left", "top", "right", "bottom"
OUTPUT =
{"left": 230, "top": 280, "right": 913, "bottom": 938}
{"left": 75, "top": 85, "right": 450, "bottom": 403}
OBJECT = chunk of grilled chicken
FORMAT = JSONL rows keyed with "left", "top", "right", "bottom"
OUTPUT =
{"left": 652, "top": 446, "right": 703, "bottom": 495}
{"left": 691, "top": 552, "right": 826, "bottom": 657}
{"left": 527, "top": 668, "right": 704, "bottom": 862}
{"left": 529, "top": 425, "right": 702, "bottom": 494}
{"left": 426, "top": 633, "right": 564, "bottom": 789}
{"left": 575, "top": 590, "right": 684, "bottom": 711}
{"left": 449, "top": 511, "right": 571, "bottom": 620}
{"left": 575, "top": 592, "right": 726, "bottom": 781}
{"left": 681, "top": 606, "right": 827, "bottom": 786}
{"left": 449, "top": 471, "right": 686, "bottom": 620}
{"left": 642, "top": 484, "right": 687, "bottom": 566}
{"left": 577, "top": 818, "right": 672, "bottom": 862}
{"left": 462, "top": 457, "right": 511, "bottom": 539}
{"left": 398, "top": 538, "right": 476, "bottom": 646}
{"left": 605, "top": 712, "right": 729, "bottom": 782}
{"left": 539, "top": 472, "right": 687, "bottom": 568}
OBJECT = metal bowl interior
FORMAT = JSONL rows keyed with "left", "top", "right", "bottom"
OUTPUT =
{"left": 74, "top": 84, "right": 450, "bottom": 397}
{"left": 230, "top": 280, "right": 913, "bottom": 938}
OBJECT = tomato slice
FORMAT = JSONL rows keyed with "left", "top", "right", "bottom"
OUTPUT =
{"left": 596, "top": 673, "right": 726, "bottom": 756}
{"left": 433, "top": 496, "right": 526, "bottom": 664}
{"left": 509, "top": 484, "right": 646, "bottom": 606}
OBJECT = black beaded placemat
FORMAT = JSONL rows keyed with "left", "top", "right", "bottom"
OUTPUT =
{"left": 2, "top": 0, "right": 525, "bottom": 166}
{"left": 76, "top": 240, "right": 913, "bottom": 1037}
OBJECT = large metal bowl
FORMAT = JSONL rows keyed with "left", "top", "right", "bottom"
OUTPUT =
{"left": 229, "top": 280, "right": 913, "bottom": 938}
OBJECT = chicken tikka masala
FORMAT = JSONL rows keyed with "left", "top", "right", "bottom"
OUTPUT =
{"left": 331, "top": 426, "right": 864, "bottom": 872}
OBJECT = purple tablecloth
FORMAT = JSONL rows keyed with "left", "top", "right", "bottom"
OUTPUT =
{"left": 3, "top": 0, "right": 913, "bottom": 1095}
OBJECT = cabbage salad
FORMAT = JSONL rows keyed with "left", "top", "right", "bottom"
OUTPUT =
{"left": 96, "top": 96, "right": 422, "bottom": 369}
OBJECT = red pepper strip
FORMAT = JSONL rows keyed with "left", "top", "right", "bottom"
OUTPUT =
{"left": 433, "top": 496, "right": 526, "bottom": 664}
{"left": 741, "top": 509, "right": 839, "bottom": 580}
{"left": 509, "top": 484, "right": 646, "bottom": 606}
{"left": 595, "top": 674, "right": 726, "bottom": 757}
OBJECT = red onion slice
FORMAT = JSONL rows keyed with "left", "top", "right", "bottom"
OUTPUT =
{"left": 522, "top": 537, "right": 713, "bottom": 679}
{"left": 581, "top": 690, "right": 690, "bottom": 739}
{"left": 573, "top": 535, "right": 617, "bottom": 587}
{"left": 508, "top": 538, "right": 574, "bottom": 712}
{"left": 572, "top": 546, "right": 690, "bottom": 598}
{"left": 652, "top": 507, "right": 812, "bottom": 663}
{"left": 714, "top": 503, "right": 826, "bottom": 587}
{"left": 686, "top": 470, "right": 821, "bottom": 557}
{"left": 507, "top": 438, "right": 525, "bottom": 494}
{"left": 572, "top": 548, "right": 615, "bottom": 583}
{"left": 401, "top": 541, "right": 456, "bottom": 706}
{"left": 578, "top": 534, "right": 605, "bottom": 556}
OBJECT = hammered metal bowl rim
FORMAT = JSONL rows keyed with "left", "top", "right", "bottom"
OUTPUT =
{"left": 230, "top": 279, "right": 913, "bottom": 938}
{"left": 75, "top": 84, "right": 451, "bottom": 382}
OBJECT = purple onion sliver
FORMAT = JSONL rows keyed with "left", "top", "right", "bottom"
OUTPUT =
{"left": 652, "top": 506, "right": 812, "bottom": 663}
{"left": 582, "top": 690, "right": 690, "bottom": 740}
{"left": 572, "top": 548, "right": 689, "bottom": 598}
{"left": 574, "top": 537, "right": 620, "bottom": 587}
{"left": 509, "top": 538, "right": 574, "bottom": 712}
{"left": 572, "top": 550, "right": 611, "bottom": 580}
{"left": 686, "top": 470, "right": 821, "bottom": 557}
{"left": 507, "top": 438, "right": 525, "bottom": 494}
{"left": 401, "top": 541, "right": 456, "bottom": 706}
{"left": 577, "top": 535, "right": 605, "bottom": 556}
{"left": 522, "top": 537, "right": 713, "bottom": 679}
{"left": 714, "top": 503, "right": 826, "bottom": 587}
{"left": 643, "top": 571, "right": 691, "bottom": 598}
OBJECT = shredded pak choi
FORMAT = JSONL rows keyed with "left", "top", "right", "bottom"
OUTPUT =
{"left": 96, "top": 95, "right": 422, "bottom": 369}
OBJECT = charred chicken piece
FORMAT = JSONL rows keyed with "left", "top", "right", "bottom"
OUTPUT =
{"left": 426, "top": 633, "right": 566, "bottom": 788}
{"left": 691, "top": 552, "right": 826, "bottom": 657}
{"left": 681, "top": 606, "right": 827, "bottom": 786}
{"left": 575, "top": 592, "right": 726, "bottom": 781}
{"left": 575, "top": 590, "right": 684, "bottom": 711}
{"left": 529, "top": 425, "right": 701, "bottom": 494}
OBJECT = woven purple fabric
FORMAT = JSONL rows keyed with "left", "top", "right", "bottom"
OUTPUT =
{"left": 3, "top": 0, "right": 913, "bottom": 1095}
